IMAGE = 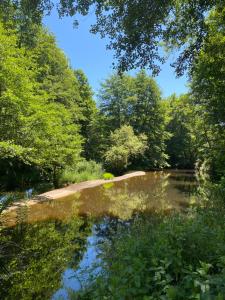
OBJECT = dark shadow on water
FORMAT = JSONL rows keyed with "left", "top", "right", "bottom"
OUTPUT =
{"left": 174, "top": 183, "right": 198, "bottom": 195}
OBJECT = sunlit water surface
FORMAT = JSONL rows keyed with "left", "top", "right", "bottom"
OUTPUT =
{"left": 0, "top": 171, "right": 197, "bottom": 299}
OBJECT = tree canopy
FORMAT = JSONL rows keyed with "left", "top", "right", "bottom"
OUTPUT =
{"left": 0, "top": 19, "right": 96, "bottom": 189}
{"left": 1, "top": 0, "right": 225, "bottom": 75}
{"left": 96, "top": 71, "right": 169, "bottom": 170}
{"left": 190, "top": 7, "right": 225, "bottom": 178}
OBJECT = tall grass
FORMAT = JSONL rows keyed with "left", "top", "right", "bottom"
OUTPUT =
{"left": 59, "top": 160, "right": 104, "bottom": 185}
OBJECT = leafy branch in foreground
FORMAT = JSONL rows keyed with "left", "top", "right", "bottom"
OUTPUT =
{"left": 1, "top": 0, "right": 224, "bottom": 75}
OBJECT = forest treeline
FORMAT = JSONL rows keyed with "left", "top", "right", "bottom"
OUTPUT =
{"left": 0, "top": 2, "right": 225, "bottom": 190}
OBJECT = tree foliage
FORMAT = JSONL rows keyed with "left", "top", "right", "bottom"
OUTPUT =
{"left": 0, "top": 20, "right": 97, "bottom": 188}
{"left": 166, "top": 94, "right": 198, "bottom": 169}
{"left": 1, "top": 0, "right": 225, "bottom": 75}
{"left": 105, "top": 125, "right": 147, "bottom": 173}
{"left": 189, "top": 7, "right": 225, "bottom": 179}
{"left": 74, "top": 69, "right": 97, "bottom": 157}
{"left": 97, "top": 71, "right": 169, "bottom": 169}
{"left": 0, "top": 217, "right": 92, "bottom": 299}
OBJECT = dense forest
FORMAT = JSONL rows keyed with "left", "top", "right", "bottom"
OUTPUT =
{"left": 0, "top": 1, "right": 225, "bottom": 299}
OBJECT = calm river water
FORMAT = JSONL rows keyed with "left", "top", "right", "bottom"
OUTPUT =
{"left": 0, "top": 170, "right": 197, "bottom": 300}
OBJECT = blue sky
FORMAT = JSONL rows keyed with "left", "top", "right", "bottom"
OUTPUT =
{"left": 44, "top": 10, "right": 188, "bottom": 98}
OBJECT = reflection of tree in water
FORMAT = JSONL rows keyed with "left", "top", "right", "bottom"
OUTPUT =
{"left": 173, "top": 182, "right": 198, "bottom": 196}
{"left": 94, "top": 217, "right": 130, "bottom": 242}
{"left": 150, "top": 173, "right": 171, "bottom": 212}
{"left": 0, "top": 216, "right": 92, "bottom": 300}
{"left": 102, "top": 172, "right": 172, "bottom": 218}
{"left": 103, "top": 183, "right": 148, "bottom": 220}
{"left": 149, "top": 172, "right": 197, "bottom": 212}
{"left": 169, "top": 173, "right": 196, "bottom": 182}
{"left": 169, "top": 173, "right": 197, "bottom": 194}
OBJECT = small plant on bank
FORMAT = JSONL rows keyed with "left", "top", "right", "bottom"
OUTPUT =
{"left": 102, "top": 172, "right": 114, "bottom": 180}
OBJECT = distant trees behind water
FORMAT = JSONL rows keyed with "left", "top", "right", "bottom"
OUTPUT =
{"left": 0, "top": 2, "right": 224, "bottom": 189}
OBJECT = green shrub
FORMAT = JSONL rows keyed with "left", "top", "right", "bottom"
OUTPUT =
{"left": 59, "top": 160, "right": 103, "bottom": 185}
{"left": 102, "top": 172, "right": 114, "bottom": 180}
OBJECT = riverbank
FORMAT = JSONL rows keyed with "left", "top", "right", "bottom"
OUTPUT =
{"left": 0, "top": 171, "right": 146, "bottom": 216}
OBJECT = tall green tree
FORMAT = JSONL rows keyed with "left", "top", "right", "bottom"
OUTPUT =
{"left": 166, "top": 94, "right": 198, "bottom": 169}
{"left": 191, "top": 7, "right": 225, "bottom": 178}
{"left": 84, "top": 111, "right": 110, "bottom": 162}
{"left": 98, "top": 71, "right": 169, "bottom": 169}
{"left": 131, "top": 71, "right": 169, "bottom": 168}
{"left": 32, "top": 29, "right": 82, "bottom": 120}
{"left": 74, "top": 69, "right": 97, "bottom": 157}
{"left": 0, "top": 0, "right": 47, "bottom": 47}
{"left": 0, "top": 22, "right": 83, "bottom": 188}
{"left": 99, "top": 74, "right": 135, "bottom": 130}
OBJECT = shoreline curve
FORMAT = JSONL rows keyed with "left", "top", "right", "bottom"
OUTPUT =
{"left": 1, "top": 171, "right": 146, "bottom": 216}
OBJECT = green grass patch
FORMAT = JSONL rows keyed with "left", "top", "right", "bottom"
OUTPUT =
{"left": 59, "top": 160, "right": 104, "bottom": 185}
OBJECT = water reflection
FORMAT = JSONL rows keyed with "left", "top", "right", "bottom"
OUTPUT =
{"left": 0, "top": 171, "right": 197, "bottom": 299}
{"left": 0, "top": 217, "right": 92, "bottom": 300}
{"left": 52, "top": 223, "right": 103, "bottom": 300}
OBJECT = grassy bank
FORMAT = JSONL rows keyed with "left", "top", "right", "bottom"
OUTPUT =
{"left": 59, "top": 160, "right": 104, "bottom": 185}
